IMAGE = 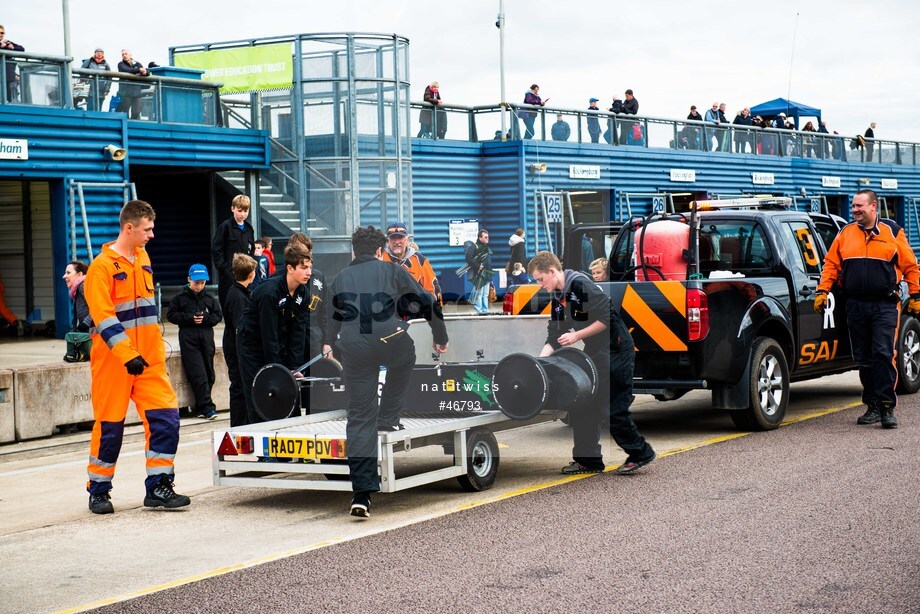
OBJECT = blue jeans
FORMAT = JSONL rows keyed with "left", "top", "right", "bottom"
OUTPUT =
{"left": 471, "top": 284, "right": 490, "bottom": 314}
{"left": 522, "top": 116, "right": 535, "bottom": 139}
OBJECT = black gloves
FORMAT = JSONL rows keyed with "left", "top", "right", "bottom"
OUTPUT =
{"left": 125, "top": 356, "right": 149, "bottom": 376}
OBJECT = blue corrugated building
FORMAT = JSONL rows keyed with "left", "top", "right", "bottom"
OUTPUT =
{"left": 0, "top": 53, "right": 269, "bottom": 336}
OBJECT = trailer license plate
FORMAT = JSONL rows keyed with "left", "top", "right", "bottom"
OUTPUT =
{"left": 264, "top": 437, "right": 345, "bottom": 459}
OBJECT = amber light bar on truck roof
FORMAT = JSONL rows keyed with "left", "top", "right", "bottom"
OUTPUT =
{"left": 690, "top": 197, "right": 793, "bottom": 211}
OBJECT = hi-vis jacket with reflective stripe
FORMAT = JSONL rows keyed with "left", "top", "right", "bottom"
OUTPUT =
{"left": 85, "top": 242, "right": 166, "bottom": 366}
{"left": 818, "top": 219, "right": 920, "bottom": 300}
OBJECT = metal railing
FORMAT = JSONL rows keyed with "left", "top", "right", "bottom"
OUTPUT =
{"left": 1, "top": 49, "right": 223, "bottom": 127}
{"left": 408, "top": 101, "right": 918, "bottom": 165}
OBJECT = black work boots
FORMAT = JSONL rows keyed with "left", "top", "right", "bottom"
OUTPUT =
{"left": 144, "top": 479, "right": 191, "bottom": 509}
{"left": 88, "top": 492, "right": 114, "bottom": 515}
{"left": 859, "top": 402, "right": 898, "bottom": 429}
{"left": 857, "top": 403, "right": 881, "bottom": 425}
{"left": 879, "top": 404, "right": 899, "bottom": 429}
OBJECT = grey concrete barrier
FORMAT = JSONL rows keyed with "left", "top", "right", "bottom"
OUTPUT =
{"left": 0, "top": 370, "right": 13, "bottom": 443}
{"left": 11, "top": 349, "right": 230, "bottom": 442}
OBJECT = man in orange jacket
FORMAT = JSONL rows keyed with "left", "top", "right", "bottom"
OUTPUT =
{"left": 382, "top": 221, "right": 442, "bottom": 305}
{"left": 816, "top": 189, "right": 920, "bottom": 429}
{"left": 84, "top": 200, "right": 190, "bottom": 514}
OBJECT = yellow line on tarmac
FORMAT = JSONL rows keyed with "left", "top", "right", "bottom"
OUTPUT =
{"left": 61, "top": 400, "right": 858, "bottom": 613}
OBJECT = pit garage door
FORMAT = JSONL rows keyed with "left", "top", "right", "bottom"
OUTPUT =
{"left": 0, "top": 181, "right": 54, "bottom": 325}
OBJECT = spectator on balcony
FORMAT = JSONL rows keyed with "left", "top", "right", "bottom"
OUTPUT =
{"left": 518, "top": 84, "right": 548, "bottom": 140}
{"left": 732, "top": 107, "right": 754, "bottom": 153}
{"left": 551, "top": 114, "right": 571, "bottom": 142}
{"left": 76, "top": 48, "right": 112, "bottom": 111}
{"left": 704, "top": 103, "right": 720, "bottom": 151}
{"left": 682, "top": 105, "right": 703, "bottom": 150}
{"left": 116, "top": 49, "right": 149, "bottom": 119}
{"left": 818, "top": 120, "right": 831, "bottom": 158}
{"left": 864, "top": 122, "right": 877, "bottom": 161}
{"left": 0, "top": 25, "right": 24, "bottom": 103}
{"left": 754, "top": 115, "right": 776, "bottom": 156}
{"left": 417, "top": 81, "right": 445, "bottom": 139}
{"left": 585, "top": 98, "right": 601, "bottom": 143}
{"left": 802, "top": 121, "right": 818, "bottom": 158}
{"left": 604, "top": 94, "right": 624, "bottom": 145}
{"left": 620, "top": 89, "right": 639, "bottom": 145}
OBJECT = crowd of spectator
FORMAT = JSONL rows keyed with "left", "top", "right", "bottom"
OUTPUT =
{"left": 413, "top": 77, "right": 880, "bottom": 161}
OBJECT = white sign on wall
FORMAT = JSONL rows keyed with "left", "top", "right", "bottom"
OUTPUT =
{"left": 752, "top": 172, "right": 775, "bottom": 185}
{"left": 821, "top": 176, "right": 841, "bottom": 188}
{"left": 448, "top": 219, "right": 479, "bottom": 246}
{"left": 569, "top": 165, "right": 600, "bottom": 179}
{"left": 670, "top": 169, "right": 696, "bottom": 182}
{"left": 881, "top": 178, "right": 899, "bottom": 189}
{"left": 0, "top": 139, "right": 28, "bottom": 160}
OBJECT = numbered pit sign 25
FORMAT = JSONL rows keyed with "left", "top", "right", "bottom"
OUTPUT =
{"left": 545, "top": 194, "right": 563, "bottom": 222}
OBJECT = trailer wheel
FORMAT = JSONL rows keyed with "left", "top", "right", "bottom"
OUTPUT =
{"left": 896, "top": 317, "right": 920, "bottom": 394}
{"left": 457, "top": 429, "right": 500, "bottom": 492}
{"left": 730, "top": 337, "right": 789, "bottom": 431}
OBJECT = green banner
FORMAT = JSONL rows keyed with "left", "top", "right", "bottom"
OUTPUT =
{"left": 174, "top": 43, "right": 293, "bottom": 94}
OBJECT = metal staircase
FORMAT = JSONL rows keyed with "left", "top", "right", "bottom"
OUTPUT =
{"left": 218, "top": 169, "right": 302, "bottom": 234}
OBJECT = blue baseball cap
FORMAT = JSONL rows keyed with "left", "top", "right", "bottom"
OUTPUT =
{"left": 589, "top": 97, "right": 599, "bottom": 102}
{"left": 188, "top": 264, "right": 209, "bottom": 281}
{"left": 386, "top": 221, "right": 409, "bottom": 237}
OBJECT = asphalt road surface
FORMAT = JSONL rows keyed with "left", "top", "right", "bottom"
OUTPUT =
{"left": 1, "top": 373, "right": 917, "bottom": 613}
{"left": 98, "top": 401, "right": 919, "bottom": 614}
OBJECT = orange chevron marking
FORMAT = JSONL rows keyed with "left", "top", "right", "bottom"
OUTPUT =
{"left": 622, "top": 285, "right": 687, "bottom": 351}
{"left": 654, "top": 281, "right": 687, "bottom": 315}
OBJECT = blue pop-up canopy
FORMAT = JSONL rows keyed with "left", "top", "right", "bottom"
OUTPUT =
{"left": 749, "top": 97, "right": 822, "bottom": 129}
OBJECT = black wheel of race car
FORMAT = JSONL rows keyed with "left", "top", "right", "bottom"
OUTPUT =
{"left": 896, "top": 317, "right": 920, "bottom": 394}
{"left": 730, "top": 337, "right": 789, "bottom": 431}
{"left": 457, "top": 429, "right": 500, "bottom": 492}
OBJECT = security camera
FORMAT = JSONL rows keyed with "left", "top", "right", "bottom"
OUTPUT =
{"left": 529, "top": 163, "right": 547, "bottom": 173}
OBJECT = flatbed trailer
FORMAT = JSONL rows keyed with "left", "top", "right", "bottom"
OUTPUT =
{"left": 212, "top": 409, "right": 565, "bottom": 493}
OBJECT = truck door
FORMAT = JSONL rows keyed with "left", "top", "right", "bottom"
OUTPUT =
{"left": 777, "top": 218, "right": 851, "bottom": 374}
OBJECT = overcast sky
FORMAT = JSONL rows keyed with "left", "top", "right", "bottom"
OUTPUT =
{"left": 5, "top": 0, "right": 919, "bottom": 141}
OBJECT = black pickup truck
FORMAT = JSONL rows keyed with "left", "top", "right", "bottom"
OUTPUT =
{"left": 504, "top": 199, "right": 920, "bottom": 430}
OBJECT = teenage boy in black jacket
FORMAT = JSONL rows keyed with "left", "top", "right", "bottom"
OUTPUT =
{"left": 328, "top": 226, "right": 449, "bottom": 518}
{"left": 223, "top": 254, "right": 257, "bottom": 427}
{"left": 236, "top": 245, "right": 312, "bottom": 425}
{"left": 167, "top": 264, "right": 223, "bottom": 420}
{"left": 286, "top": 233, "right": 331, "bottom": 362}
{"left": 211, "top": 194, "right": 255, "bottom": 307}
{"left": 529, "top": 250, "right": 655, "bottom": 476}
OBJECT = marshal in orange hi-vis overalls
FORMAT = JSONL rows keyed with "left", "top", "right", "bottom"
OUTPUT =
{"left": 85, "top": 242, "right": 180, "bottom": 495}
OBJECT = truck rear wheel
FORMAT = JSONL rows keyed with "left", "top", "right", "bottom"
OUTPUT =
{"left": 730, "top": 337, "right": 789, "bottom": 431}
{"left": 457, "top": 429, "right": 500, "bottom": 492}
{"left": 896, "top": 317, "right": 920, "bottom": 394}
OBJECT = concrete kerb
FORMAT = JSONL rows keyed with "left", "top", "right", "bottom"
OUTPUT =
{"left": 0, "top": 370, "right": 13, "bottom": 443}
{"left": 10, "top": 351, "right": 231, "bottom": 442}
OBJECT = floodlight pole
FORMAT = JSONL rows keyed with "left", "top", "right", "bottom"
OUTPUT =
{"left": 62, "top": 0, "right": 73, "bottom": 107}
{"left": 498, "top": 0, "right": 507, "bottom": 140}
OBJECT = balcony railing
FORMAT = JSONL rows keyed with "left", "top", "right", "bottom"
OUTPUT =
{"left": 409, "top": 101, "right": 918, "bottom": 165}
{"left": 0, "top": 49, "right": 222, "bottom": 127}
